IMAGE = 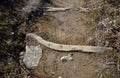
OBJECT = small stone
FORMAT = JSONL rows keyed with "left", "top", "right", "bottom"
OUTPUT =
{"left": 11, "top": 32, "right": 14, "bottom": 35}
{"left": 19, "top": 52, "right": 25, "bottom": 59}
{"left": 51, "top": 71, "right": 55, "bottom": 75}
{"left": 19, "top": 52, "right": 24, "bottom": 56}
{"left": 61, "top": 57, "right": 67, "bottom": 62}
{"left": 60, "top": 54, "right": 73, "bottom": 62}
{"left": 68, "top": 57, "right": 73, "bottom": 61}
{"left": 58, "top": 76, "right": 62, "bottom": 78}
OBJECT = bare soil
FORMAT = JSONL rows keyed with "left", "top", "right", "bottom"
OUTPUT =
{"left": 21, "top": 0, "right": 112, "bottom": 78}
{"left": 0, "top": 0, "right": 120, "bottom": 78}
{"left": 16, "top": 0, "right": 120, "bottom": 78}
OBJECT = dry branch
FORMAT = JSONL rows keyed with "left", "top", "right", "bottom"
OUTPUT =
{"left": 43, "top": 7, "right": 90, "bottom": 12}
{"left": 26, "top": 33, "right": 113, "bottom": 52}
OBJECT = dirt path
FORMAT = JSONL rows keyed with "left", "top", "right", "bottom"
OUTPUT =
{"left": 22, "top": 0, "right": 113, "bottom": 78}
{"left": 31, "top": 12, "right": 104, "bottom": 77}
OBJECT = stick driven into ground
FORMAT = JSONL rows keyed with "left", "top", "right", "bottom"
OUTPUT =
{"left": 26, "top": 33, "right": 113, "bottom": 52}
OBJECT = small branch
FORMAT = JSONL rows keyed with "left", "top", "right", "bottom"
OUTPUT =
{"left": 43, "top": 7, "right": 70, "bottom": 12}
{"left": 43, "top": 7, "right": 90, "bottom": 12}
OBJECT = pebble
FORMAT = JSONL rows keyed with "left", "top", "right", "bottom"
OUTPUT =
{"left": 60, "top": 54, "right": 73, "bottom": 62}
{"left": 58, "top": 76, "right": 62, "bottom": 78}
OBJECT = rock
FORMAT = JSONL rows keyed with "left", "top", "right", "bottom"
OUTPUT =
{"left": 58, "top": 76, "right": 62, "bottom": 78}
{"left": 60, "top": 54, "right": 73, "bottom": 62}
{"left": 23, "top": 45, "right": 42, "bottom": 69}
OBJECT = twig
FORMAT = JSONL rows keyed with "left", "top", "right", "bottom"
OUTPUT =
{"left": 43, "top": 7, "right": 70, "bottom": 12}
{"left": 26, "top": 33, "right": 113, "bottom": 52}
